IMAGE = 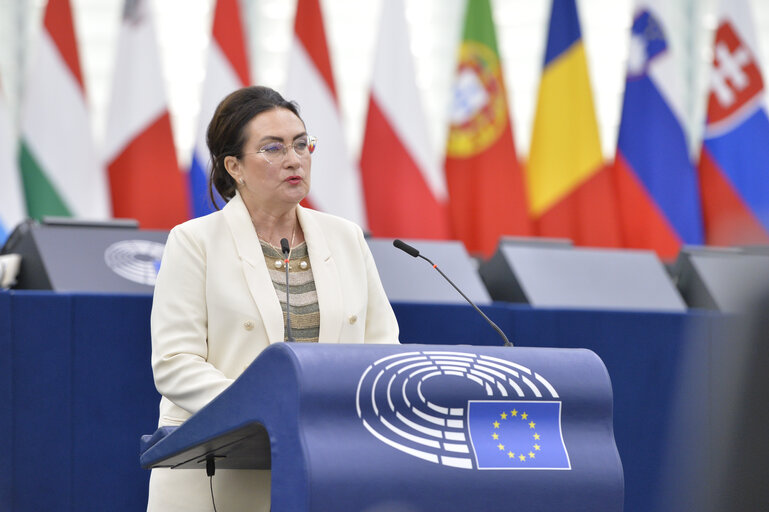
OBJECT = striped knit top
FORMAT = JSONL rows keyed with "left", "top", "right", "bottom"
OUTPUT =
{"left": 261, "top": 240, "right": 320, "bottom": 342}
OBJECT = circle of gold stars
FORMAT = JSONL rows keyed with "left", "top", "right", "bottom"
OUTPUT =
{"left": 491, "top": 409, "right": 542, "bottom": 462}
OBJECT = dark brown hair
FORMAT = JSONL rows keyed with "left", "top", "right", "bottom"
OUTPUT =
{"left": 206, "top": 86, "right": 302, "bottom": 209}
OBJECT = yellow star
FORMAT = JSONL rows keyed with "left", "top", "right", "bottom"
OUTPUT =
{"left": 529, "top": 451, "right": 535, "bottom": 459}
{"left": 533, "top": 433, "right": 541, "bottom": 440}
{"left": 500, "top": 412, "right": 507, "bottom": 420}
{"left": 492, "top": 433, "right": 499, "bottom": 440}
{"left": 497, "top": 443, "right": 505, "bottom": 451}
{"left": 493, "top": 421, "right": 500, "bottom": 429}
{"left": 519, "top": 454, "right": 526, "bottom": 461}
{"left": 508, "top": 451, "right": 515, "bottom": 458}
{"left": 529, "top": 421, "right": 536, "bottom": 429}
{"left": 521, "top": 412, "right": 528, "bottom": 420}
{"left": 511, "top": 409, "right": 518, "bottom": 416}
{"left": 534, "top": 444, "right": 541, "bottom": 451}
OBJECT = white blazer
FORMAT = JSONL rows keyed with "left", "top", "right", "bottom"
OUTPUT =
{"left": 151, "top": 192, "right": 400, "bottom": 426}
{"left": 147, "top": 193, "right": 399, "bottom": 511}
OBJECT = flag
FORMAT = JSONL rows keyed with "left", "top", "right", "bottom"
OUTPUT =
{"left": 614, "top": 2, "right": 704, "bottom": 259}
{"left": 285, "top": 0, "right": 366, "bottom": 227}
{"left": 359, "top": 0, "right": 451, "bottom": 239}
{"left": 18, "top": 0, "right": 110, "bottom": 221}
{"left": 0, "top": 80, "right": 25, "bottom": 243}
{"left": 104, "top": 0, "right": 189, "bottom": 229}
{"left": 698, "top": 0, "right": 769, "bottom": 245}
{"left": 527, "top": 0, "right": 621, "bottom": 247}
{"left": 189, "top": 0, "right": 251, "bottom": 217}
{"left": 467, "top": 401, "right": 570, "bottom": 470}
{"left": 444, "top": 0, "right": 531, "bottom": 256}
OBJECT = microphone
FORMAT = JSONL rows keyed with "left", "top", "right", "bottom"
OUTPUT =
{"left": 392, "top": 239, "right": 513, "bottom": 347}
{"left": 280, "top": 238, "right": 295, "bottom": 342}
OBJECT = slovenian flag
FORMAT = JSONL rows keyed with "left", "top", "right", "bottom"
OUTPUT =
{"left": 19, "top": 0, "right": 110, "bottom": 221}
{"left": 698, "top": 0, "right": 769, "bottom": 245}
{"left": 285, "top": 0, "right": 367, "bottom": 227}
{"left": 189, "top": 0, "right": 251, "bottom": 217}
{"left": 613, "top": 2, "right": 703, "bottom": 259}
{"left": 104, "top": 0, "right": 190, "bottom": 229}
{"left": 527, "top": 0, "right": 621, "bottom": 247}
{"left": 444, "top": 0, "right": 531, "bottom": 256}
{"left": 1, "top": 79, "right": 25, "bottom": 243}
{"left": 359, "top": 0, "right": 451, "bottom": 239}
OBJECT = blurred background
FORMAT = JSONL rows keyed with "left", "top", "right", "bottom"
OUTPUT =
{"left": 2, "top": 0, "right": 768, "bottom": 165}
{"left": 2, "top": 0, "right": 769, "bottom": 259}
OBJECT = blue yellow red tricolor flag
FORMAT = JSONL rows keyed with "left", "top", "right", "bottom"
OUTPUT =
{"left": 527, "top": 0, "right": 621, "bottom": 247}
{"left": 698, "top": 0, "right": 769, "bottom": 245}
{"left": 613, "top": 2, "right": 703, "bottom": 259}
{"left": 444, "top": 0, "right": 531, "bottom": 257}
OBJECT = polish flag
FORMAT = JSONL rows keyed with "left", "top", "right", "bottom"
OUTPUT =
{"left": 104, "top": 0, "right": 189, "bottom": 229}
{"left": 285, "top": 0, "right": 366, "bottom": 227}
{"left": 189, "top": 0, "right": 251, "bottom": 217}
{"left": 359, "top": 0, "right": 451, "bottom": 239}
{"left": 18, "top": 0, "right": 110, "bottom": 221}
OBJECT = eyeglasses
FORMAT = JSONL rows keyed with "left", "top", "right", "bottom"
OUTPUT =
{"left": 243, "top": 136, "right": 318, "bottom": 164}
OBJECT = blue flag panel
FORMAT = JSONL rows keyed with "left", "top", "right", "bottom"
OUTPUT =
{"left": 468, "top": 400, "right": 570, "bottom": 469}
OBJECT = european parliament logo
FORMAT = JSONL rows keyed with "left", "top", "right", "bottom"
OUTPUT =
{"left": 355, "top": 350, "right": 570, "bottom": 471}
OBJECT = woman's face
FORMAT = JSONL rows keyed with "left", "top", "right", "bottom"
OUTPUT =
{"left": 229, "top": 107, "right": 311, "bottom": 212}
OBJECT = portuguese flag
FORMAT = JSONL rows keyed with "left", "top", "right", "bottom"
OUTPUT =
{"left": 444, "top": 0, "right": 531, "bottom": 257}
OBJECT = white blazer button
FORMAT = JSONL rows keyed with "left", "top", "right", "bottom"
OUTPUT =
{"left": 244, "top": 321, "right": 254, "bottom": 331}
{"left": 348, "top": 315, "right": 357, "bottom": 324}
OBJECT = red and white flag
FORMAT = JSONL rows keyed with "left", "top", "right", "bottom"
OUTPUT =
{"left": 284, "top": 0, "right": 366, "bottom": 227}
{"left": 189, "top": 0, "right": 251, "bottom": 217}
{"left": 104, "top": 0, "right": 189, "bottom": 229}
{"left": 359, "top": 0, "right": 451, "bottom": 239}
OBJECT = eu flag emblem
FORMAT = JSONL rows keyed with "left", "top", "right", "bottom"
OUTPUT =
{"left": 468, "top": 401, "right": 570, "bottom": 470}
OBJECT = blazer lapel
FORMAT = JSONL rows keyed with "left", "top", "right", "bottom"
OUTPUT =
{"left": 222, "top": 193, "right": 284, "bottom": 343}
{"left": 298, "top": 206, "right": 344, "bottom": 342}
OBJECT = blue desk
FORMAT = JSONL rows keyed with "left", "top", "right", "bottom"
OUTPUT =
{"left": 0, "top": 290, "right": 723, "bottom": 511}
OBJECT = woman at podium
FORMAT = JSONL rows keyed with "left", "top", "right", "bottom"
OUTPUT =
{"left": 147, "top": 86, "right": 400, "bottom": 511}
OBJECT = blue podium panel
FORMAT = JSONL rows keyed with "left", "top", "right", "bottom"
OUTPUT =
{"left": 0, "top": 292, "right": 11, "bottom": 507}
{"left": 0, "top": 291, "right": 157, "bottom": 512}
{"left": 141, "top": 343, "right": 623, "bottom": 512}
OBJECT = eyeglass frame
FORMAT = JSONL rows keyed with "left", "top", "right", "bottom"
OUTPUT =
{"left": 239, "top": 135, "right": 318, "bottom": 165}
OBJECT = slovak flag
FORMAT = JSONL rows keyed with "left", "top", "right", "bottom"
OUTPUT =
{"left": 359, "top": 0, "right": 451, "bottom": 239}
{"left": 614, "top": 2, "right": 703, "bottom": 259}
{"left": 189, "top": 0, "right": 251, "bottom": 217}
{"left": 698, "top": 0, "right": 769, "bottom": 245}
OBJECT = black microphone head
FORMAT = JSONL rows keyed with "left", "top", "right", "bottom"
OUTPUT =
{"left": 280, "top": 238, "right": 290, "bottom": 256}
{"left": 393, "top": 239, "right": 420, "bottom": 258}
